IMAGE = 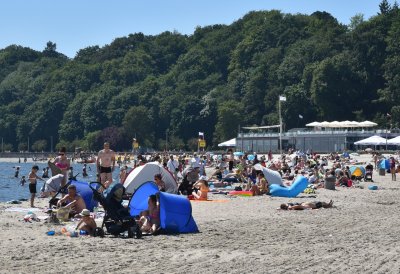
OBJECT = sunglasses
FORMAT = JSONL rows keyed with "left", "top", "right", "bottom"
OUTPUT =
{"left": 59, "top": 153, "right": 65, "bottom": 156}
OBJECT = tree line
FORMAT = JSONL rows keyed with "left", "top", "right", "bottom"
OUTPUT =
{"left": 0, "top": 0, "right": 399, "bottom": 152}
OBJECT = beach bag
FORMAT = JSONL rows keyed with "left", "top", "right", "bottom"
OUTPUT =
{"left": 56, "top": 207, "right": 70, "bottom": 222}
{"left": 93, "top": 227, "right": 104, "bottom": 238}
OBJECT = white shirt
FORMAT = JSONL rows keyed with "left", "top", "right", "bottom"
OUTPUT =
{"left": 191, "top": 157, "right": 200, "bottom": 168}
{"left": 167, "top": 159, "right": 179, "bottom": 172}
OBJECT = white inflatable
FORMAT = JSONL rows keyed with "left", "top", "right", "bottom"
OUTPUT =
{"left": 253, "top": 164, "right": 283, "bottom": 186}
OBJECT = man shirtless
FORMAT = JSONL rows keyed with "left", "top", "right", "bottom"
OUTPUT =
{"left": 57, "top": 184, "right": 87, "bottom": 217}
{"left": 97, "top": 142, "right": 116, "bottom": 186}
{"left": 280, "top": 200, "right": 333, "bottom": 210}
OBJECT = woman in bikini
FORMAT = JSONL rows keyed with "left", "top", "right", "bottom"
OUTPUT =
{"left": 53, "top": 147, "right": 70, "bottom": 189}
{"left": 192, "top": 180, "right": 209, "bottom": 200}
{"left": 138, "top": 195, "right": 160, "bottom": 234}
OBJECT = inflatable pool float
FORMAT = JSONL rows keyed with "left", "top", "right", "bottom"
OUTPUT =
{"left": 368, "top": 185, "right": 378, "bottom": 190}
{"left": 228, "top": 191, "right": 253, "bottom": 196}
{"left": 269, "top": 176, "right": 308, "bottom": 198}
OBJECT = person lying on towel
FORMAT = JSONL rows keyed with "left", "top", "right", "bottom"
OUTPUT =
{"left": 279, "top": 200, "right": 333, "bottom": 210}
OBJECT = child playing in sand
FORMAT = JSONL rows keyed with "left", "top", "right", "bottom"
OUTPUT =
{"left": 192, "top": 179, "right": 209, "bottom": 200}
{"left": 138, "top": 195, "right": 160, "bottom": 234}
{"left": 28, "top": 165, "right": 44, "bottom": 208}
{"left": 75, "top": 209, "right": 97, "bottom": 235}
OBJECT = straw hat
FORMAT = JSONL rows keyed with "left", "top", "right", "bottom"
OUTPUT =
{"left": 79, "top": 209, "right": 90, "bottom": 217}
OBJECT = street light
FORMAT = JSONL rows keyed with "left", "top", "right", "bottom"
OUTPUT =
{"left": 278, "top": 95, "right": 286, "bottom": 154}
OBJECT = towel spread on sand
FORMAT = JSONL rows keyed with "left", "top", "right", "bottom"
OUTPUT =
{"left": 190, "top": 199, "right": 229, "bottom": 203}
{"left": 5, "top": 207, "right": 42, "bottom": 212}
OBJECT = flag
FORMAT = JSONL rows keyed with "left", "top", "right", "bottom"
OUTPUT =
{"left": 279, "top": 96, "right": 286, "bottom": 101}
{"left": 299, "top": 114, "right": 303, "bottom": 119}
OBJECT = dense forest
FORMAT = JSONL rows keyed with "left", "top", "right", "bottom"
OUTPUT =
{"left": 0, "top": 1, "right": 399, "bottom": 152}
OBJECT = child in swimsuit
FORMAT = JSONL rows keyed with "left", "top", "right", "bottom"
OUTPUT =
{"left": 192, "top": 180, "right": 209, "bottom": 200}
{"left": 28, "top": 165, "right": 44, "bottom": 208}
{"left": 138, "top": 195, "right": 160, "bottom": 234}
{"left": 75, "top": 209, "right": 97, "bottom": 235}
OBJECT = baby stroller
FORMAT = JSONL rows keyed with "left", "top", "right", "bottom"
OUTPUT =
{"left": 364, "top": 164, "right": 374, "bottom": 182}
{"left": 89, "top": 182, "right": 142, "bottom": 238}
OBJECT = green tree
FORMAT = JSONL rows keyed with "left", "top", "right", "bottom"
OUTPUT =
{"left": 31, "top": 140, "right": 47, "bottom": 152}
{"left": 122, "top": 106, "right": 154, "bottom": 148}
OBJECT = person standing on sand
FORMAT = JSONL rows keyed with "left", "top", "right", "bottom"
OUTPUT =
{"left": 53, "top": 147, "right": 70, "bottom": 188}
{"left": 167, "top": 155, "right": 179, "bottom": 180}
{"left": 390, "top": 157, "right": 396, "bottom": 181}
{"left": 96, "top": 142, "right": 116, "bottom": 187}
{"left": 28, "top": 165, "right": 44, "bottom": 208}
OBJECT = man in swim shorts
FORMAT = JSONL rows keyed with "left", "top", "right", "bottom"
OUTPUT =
{"left": 280, "top": 200, "right": 333, "bottom": 210}
{"left": 96, "top": 142, "right": 116, "bottom": 187}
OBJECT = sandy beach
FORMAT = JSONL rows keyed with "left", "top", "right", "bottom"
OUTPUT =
{"left": 1, "top": 154, "right": 400, "bottom": 273}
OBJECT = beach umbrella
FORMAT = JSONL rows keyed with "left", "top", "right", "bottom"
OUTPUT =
{"left": 305, "top": 122, "right": 321, "bottom": 127}
{"left": 330, "top": 121, "right": 341, "bottom": 128}
{"left": 319, "top": 121, "right": 330, "bottom": 127}
{"left": 359, "top": 121, "right": 378, "bottom": 127}
{"left": 365, "top": 148, "right": 373, "bottom": 152}
{"left": 247, "top": 155, "right": 255, "bottom": 161}
{"left": 354, "top": 135, "right": 387, "bottom": 146}
{"left": 349, "top": 121, "right": 361, "bottom": 128}
{"left": 387, "top": 136, "right": 400, "bottom": 145}
{"left": 218, "top": 138, "right": 236, "bottom": 147}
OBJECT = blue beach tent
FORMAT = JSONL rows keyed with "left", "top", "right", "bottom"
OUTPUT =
{"left": 379, "top": 159, "right": 390, "bottom": 170}
{"left": 129, "top": 182, "right": 198, "bottom": 233}
{"left": 70, "top": 180, "right": 98, "bottom": 211}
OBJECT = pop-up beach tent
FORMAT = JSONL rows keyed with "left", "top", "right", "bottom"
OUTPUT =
{"left": 349, "top": 166, "right": 366, "bottom": 178}
{"left": 129, "top": 182, "right": 198, "bottom": 233}
{"left": 124, "top": 162, "right": 178, "bottom": 194}
{"left": 70, "top": 180, "right": 98, "bottom": 211}
{"left": 253, "top": 164, "right": 283, "bottom": 186}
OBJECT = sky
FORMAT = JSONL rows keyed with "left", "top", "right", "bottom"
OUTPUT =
{"left": 0, "top": 0, "right": 391, "bottom": 58}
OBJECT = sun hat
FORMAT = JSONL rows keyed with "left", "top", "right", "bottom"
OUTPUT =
{"left": 79, "top": 209, "right": 90, "bottom": 217}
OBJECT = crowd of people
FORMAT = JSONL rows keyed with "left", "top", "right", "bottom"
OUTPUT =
{"left": 15, "top": 141, "right": 400, "bottom": 235}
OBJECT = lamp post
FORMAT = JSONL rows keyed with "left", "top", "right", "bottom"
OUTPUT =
{"left": 165, "top": 130, "right": 168, "bottom": 152}
{"left": 278, "top": 96, "right": 286, "bottom": 154}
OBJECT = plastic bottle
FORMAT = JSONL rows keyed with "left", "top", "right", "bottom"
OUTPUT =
{"left": 93, "top": 207, "right": 98, "bottom": 219}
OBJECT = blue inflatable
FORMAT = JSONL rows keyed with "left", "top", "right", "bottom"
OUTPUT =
{"left": 368, "top": 185, "right": 378, "bottom": 190}
{"left": 129, "top": 182, "right": 198, "bottom": 233}
{"left": 70, "top": 180, "right": 98, "bottom": 211}
{"left": 269, "top": 176, "right": 308, "bottom": 198}
{"left": 379, "top": 159, "right": 390, "bottom": 170}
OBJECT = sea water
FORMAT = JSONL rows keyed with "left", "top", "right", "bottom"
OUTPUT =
{"left": 0, "top": 161, "right": 121, "bottom": 202}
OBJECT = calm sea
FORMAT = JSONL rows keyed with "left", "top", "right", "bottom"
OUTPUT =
{"left": 0, "top": 161, "right": 121, "bottom": 202}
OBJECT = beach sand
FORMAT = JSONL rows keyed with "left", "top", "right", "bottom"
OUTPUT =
{"left": 1, "top": 154, "right": 400, "bottom": 273}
